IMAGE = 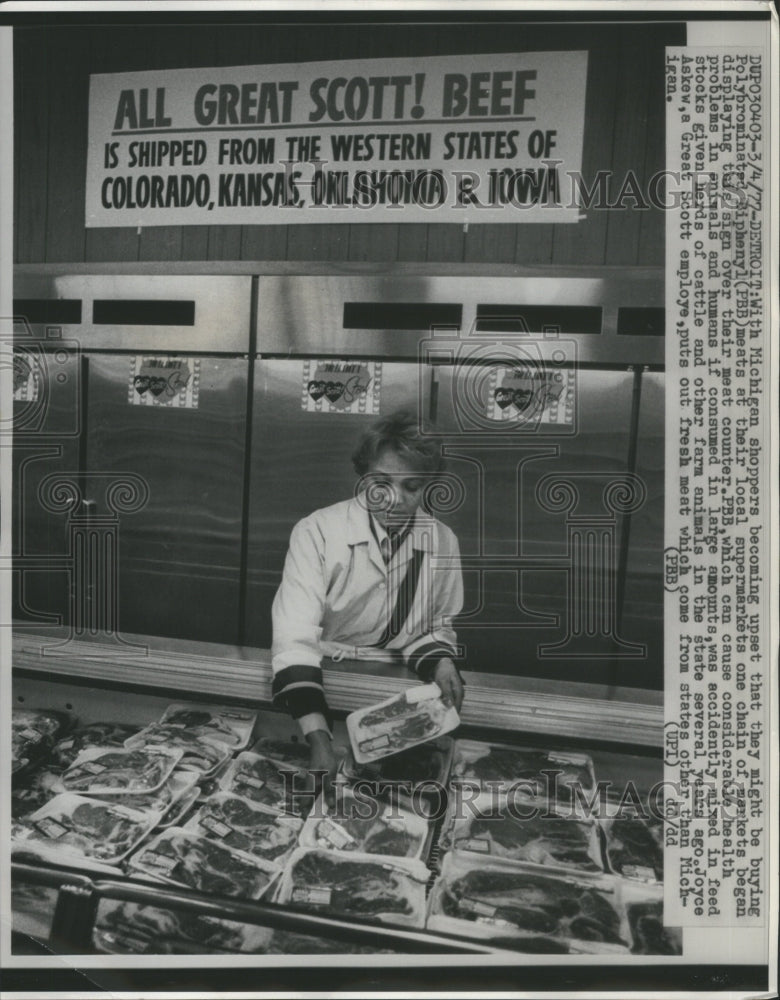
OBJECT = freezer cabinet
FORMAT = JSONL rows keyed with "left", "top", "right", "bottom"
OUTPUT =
{"left": 429, "top": 366, "right": 656, "bottom": 687}
{"left": 84, "top": 354, "right": 248, "bottom": 644}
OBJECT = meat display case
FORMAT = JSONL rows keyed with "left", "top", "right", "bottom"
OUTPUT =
{"left": 11, "top": 648, "right": 665, "bottom": 959}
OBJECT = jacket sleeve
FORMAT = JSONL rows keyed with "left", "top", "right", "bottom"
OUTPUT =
{"left": 402, "top": 528, "right": 464, "bottom": 682}
{"left": 271, "top": 517, "right": 332, "bottom": 736}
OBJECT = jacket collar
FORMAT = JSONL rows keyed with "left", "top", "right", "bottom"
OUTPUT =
{"left": 347, "top": 495, "right": 433, "bottom": 552}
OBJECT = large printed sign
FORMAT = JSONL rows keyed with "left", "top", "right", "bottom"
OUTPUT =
{"left": 86, "top": 52, "right": 587, "bottom": 226}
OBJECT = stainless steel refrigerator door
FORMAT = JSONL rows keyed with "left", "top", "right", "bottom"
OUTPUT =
{"left": 243, "top": 359, "right": 431, "bottom": 650}
{"left": 84, "top": 354, "right": 248, "bottom": 644}
{"left": 12, "top": 348, "right": 81, "bottom": 629}
{"left": 431, "top": 365, "right": 643, "bottom": 685}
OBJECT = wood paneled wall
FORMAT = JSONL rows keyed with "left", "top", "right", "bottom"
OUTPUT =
{"left": 14, "top": 22, "right": 683, "bottom": 266}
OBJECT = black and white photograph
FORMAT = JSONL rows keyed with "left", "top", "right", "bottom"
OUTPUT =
{"left": 1, "top": 2, "right": 777, "bottom": 998}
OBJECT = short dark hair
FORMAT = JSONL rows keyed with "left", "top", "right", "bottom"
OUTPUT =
{"left": 352, "top": 408, "right": 445, "bottom": 475}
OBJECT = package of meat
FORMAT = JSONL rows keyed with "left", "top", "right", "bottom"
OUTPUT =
{"left": 127, "top": 827, "right": 281, "bottom": 900}
{"left": 12, "top": 880, "right": 60, "bottom": 944}
{"left": 427, "top": 853, "right": 630, "bottom": 953}
{"left": 276, "top": 848, "right": 429, "bottom": 928}
{"left": 91, "top": 900, "right": 396, "bottom": 956}
{"left": 340, "top": 736, "right": 454, "bottom": 787}
{"left": 11, "top": 767, "right": 66, "bottom": 820}
{"left": 51, "top": 722, "right": 142, "bottom": 768}
{"left": 219, "top": 751, "right": 310, "bottom": 817}
{"left": 184, "top": 793, "right": 302, "bottom": 865}
{"left": 438, "top": 791, "right": 604, "bottom": 875}
{"left": 125, "top": 725, "right": 232, "bottom": 776}
{"left": 424, "top": 914, "right": 572, "bottom": 954}
{"left": 451, "top": 740, "right": 596, "bottom": 804}
{"left": 61, "top": 746, "right": 183, "bottom": 795}
{"left": 12, "top": 708, "right": 71, "bottom": 776}
{"left": 621, "top": 883, "right": 682, "bottom": 955}
{"left": 97, "top": 770, "right": 200, "bottom": 821}
{"left": 299, "top": 788, "right": 430, "bottom": 861}
{"left": 158, "top": 702, "right": 257, "bottom": 750}
{"left": 347, "top": 685, "right": 460, "bottom": 764}
{"left": 13, "top": 792, "right": 157, "bottom": 868}
{"left": 602, "top": 810, "right": 663, "bottom": 883}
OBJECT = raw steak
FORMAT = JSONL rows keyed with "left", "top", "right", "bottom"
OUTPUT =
{"left": 605, "top": 815, "right": 663, "bottom": 880}
{"left": 128, "top": 828, "right": 276, "bottom": 899}
{"left": 18, "top": 794, "right": 153, "bottom": 863}
{"left": 12, "top": 768, "right": 65, "bottom": 819}
{"left": 62, "top": 747, "right": 179, "bottom": 794}
{"left": 452, "top": 743, "right": 593, "bottom": 802}
{"left": 222, "top": 753, "right": 308, "bottom": 816}
{"left": 439, "top": 867, "right": 627, "bottom": 946}
{"left": 12, "top": 709, "right": 69, "bottom": 774}
{"left": 285, "top": 850, "right": 424, "bottom": 923}
{"left": 52, "top": 723, "right": 141, "bottom": 768}
{"left": 446, "top": 802, "right": 601, "bottom": 872}
{"left": 159, "top": 703, "right": 256, "bottom": 748}
{"left": 127, "top": 725, "right": 230, "bottom": 774}
{"left": 187, "top": 794, "right": 301, "bottom": 862}
{"left": 626, "top": 900, "right": 681, "bottom": 955}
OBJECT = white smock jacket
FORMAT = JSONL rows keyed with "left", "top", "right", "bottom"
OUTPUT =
{"left": 271, "top": 495, "right": 463, "bottom": 735}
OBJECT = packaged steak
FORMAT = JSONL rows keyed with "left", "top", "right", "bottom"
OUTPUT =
{"left": 439, "top": 790, "right": 603, "bottom": 874}
{"left": 127, "top": 827, "right": 280, "bottom": 900}
{"left": 11, "top": 767, "right": 66, "bottom": 819}
{"left": 158, "top": 702, "right": 257, "bottom": 750}
{"left": 51, "top": 722, "right": 142, "bottom": 768}
{"left": 622, "top": 884, "right": 682, "bottom": 955}
{"left": 62, "top": 746, "right": 183, "bottom": 796}
{"left": 219, "top": 751, "right": 310, "bottom": 817}
{"left": 451, "top": 740, "right": 595, "bottom": 804}
{"left": 125, "top": 725, "right": 231, "bottom": 776}
{"left": 97, "top": 770, "right": 199, "bottom": 821}
{"left": 427, "top": 853, "right": 630, "bottom": 953}
{"left": 276, "top": 848, "right": 429, "bottom": 928}
{"left": 340, "top": 736, "right": 454, "bottom": 787}
{"left": 347, "top": 685, "right": 460, "bottom": 764}
{"left": 92, "top": 900, "right": 396, "bottom": 956}
{"left": 184, "top": 793, "right": 302, "bottom": 864}
{"left": 12, "top": 709, "right": 71, "bottom": 775}
{"left": 603, "top": 810, "right": 663, "bottom": 883}
{"left": 299, "top": 788, "right": 430, "bottom": 861}
{"left": 13, "top": 792, "right": 157, "bottom": 868}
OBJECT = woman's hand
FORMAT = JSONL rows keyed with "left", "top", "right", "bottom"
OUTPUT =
{"left": 306, "top": 729, "right": 339, "bottom": 802}
{"left": 432, "top": 657, "right": 465, "bottom": 713}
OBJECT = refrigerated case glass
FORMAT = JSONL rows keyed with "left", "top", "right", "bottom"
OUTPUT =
{"left": 84, "top": 354, "right": 248, "bottom": 644}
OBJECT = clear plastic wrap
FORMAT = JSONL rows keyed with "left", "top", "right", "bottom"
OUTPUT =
{"left": 127, "top": 827, "right": 281, "bottom": 900}
{"left": 276, "top": 847, "right": 429, "bottom": 928}
{"left": 451, "top": 740, "right": 596, "bottom": 804}
{"left": 427, "top": 852, "right": 630, "bottom": 953}
{"left": 438, "top": 790, "right": 604, "bottom": 874}
{"left": 13, "top": 793, "right": 157, "bottom": 868}
{"left": 157, "top": 702, "right": 257, "bottom": 750}
{"left": 184, "top": 793, "right": 302, "bottom": 865}
{"left": 602, "top": 808, "right": 663, "bottom": 883}
{"left": 61, "top": 746, "right": 183, "bottom": 795}
{"left": 125, "top": 725, "right": 232, "bottom": 776}
{"left": 12, "top": 709, "right": 71, "bottom": 776}
{"left": 299, "top": 788, "right": 430, "bottom": 861}
{"left": 50, "top": 722, "right": 142, "bottom": 768}
{"left": 347, "top": 685, "right": 459, "bottom": 764}
{"left": 218, "top": 751, "right": 310, "bottom": 817}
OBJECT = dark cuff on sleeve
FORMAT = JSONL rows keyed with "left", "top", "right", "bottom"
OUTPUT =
{"left": 408, "top": 641, "right": 461, "bottom": 682}
{"left": 272, "top": 664, "right": 332, "bottom": 727}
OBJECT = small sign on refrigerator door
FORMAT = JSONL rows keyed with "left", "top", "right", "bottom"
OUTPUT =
{"left": 128, "top": 357, "right": 200, "bottom": 409}
{"left": 301, "top": 360, "right": 381, "bottom": 415}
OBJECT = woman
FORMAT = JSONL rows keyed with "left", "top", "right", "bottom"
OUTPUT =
{"left": 271, "top": 409, "right": 465, "bottom": 785}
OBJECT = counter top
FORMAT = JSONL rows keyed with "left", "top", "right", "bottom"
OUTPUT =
{"left": 12, "top": 626, "right": 662, "bottom": 749}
